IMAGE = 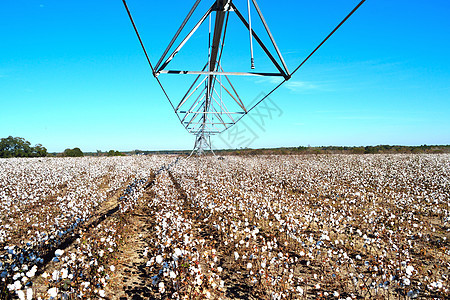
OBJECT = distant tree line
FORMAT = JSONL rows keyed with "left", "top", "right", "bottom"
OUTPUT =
{"left": 0, "top": 136, "right": 47, "bottom": 158}
{"left": 214, "top": 145, "right": 450, "bottom": 156}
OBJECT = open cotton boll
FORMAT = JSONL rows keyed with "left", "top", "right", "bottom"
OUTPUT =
{"left": 47, "top": 287, "right": 58, "bottom": 298}
{"left": 158, "top": 282, "right": 165, "bottom": 293}
{"left": 16, "top": 290, "right": 25, "bottom": 300}
{"left": 156, "top": 255, "right": 163, "bottom": 264}
{"left": 406, "top": 265, "right": 414, "bottom": 276}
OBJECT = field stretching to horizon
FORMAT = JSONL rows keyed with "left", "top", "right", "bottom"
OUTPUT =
{"left": 0, "top": 154, "right": 449, "bottom": 299}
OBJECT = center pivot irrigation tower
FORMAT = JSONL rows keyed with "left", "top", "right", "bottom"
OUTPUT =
{"left": 122, "top": 0, "right": 366, "bottom": 154}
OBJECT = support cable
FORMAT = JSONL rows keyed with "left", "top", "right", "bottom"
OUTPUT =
{"left": 244, "top": 0, "right": 366, "bottom": 115}
{"left": 122, "top": 0, "right": 178, "bottom": 114}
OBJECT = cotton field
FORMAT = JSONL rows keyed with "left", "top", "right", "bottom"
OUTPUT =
{"left": 0, "top": 154, "right": 449, "bottom": 299}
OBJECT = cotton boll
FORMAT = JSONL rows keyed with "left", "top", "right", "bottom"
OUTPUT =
{"left": 406, "top": 265, "right": 414, "bottom": 276}
{"left": 61, "top": 268, "right": 68, "bottom": 279}
{"left": 47, "top": 287, "right": 58, "bottom": 298}
{"left": 26, "top": 288, "right": 32, "bottom": 300}
{"left": 158, "top": 282, "right": 165, "bottom": 293}
{"left": 17, "top": 290, "right": 25, "bottom": 300}
{"left": 156, "top": 255, "right": 163, "bottom": 264}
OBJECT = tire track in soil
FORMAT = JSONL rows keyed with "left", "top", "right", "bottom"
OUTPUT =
{"left": 167, "top": 171, "right": 262, "bottom": 300}
{"left": 107, "top": 165, "right": 260, "bottom": 299}
{"left": 105, "top": 176, "right": 157, "bottom": 299}
{"left": 109, "top": 210, "right": 153, "bottom": 299}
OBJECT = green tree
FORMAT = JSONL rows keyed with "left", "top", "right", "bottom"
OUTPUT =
{"left": 31, "top": 143, "right": 48, "bottom": 157}
{"left": 63, "top": 147, "right": 84, "bottom": 157}
{"left": 107, "top": 150, "right": 124, "bottom": 156}
{"left": 0, "top": 136, "right": 47, "bottom": 158}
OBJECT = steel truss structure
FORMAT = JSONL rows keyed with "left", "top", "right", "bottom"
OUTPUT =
{"left": 122, "top": 0, "right": 366, "bottom": 155}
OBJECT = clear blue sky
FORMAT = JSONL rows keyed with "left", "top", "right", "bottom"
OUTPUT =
{"left": 1, "top": 0, "right": 449, "bottom": 152}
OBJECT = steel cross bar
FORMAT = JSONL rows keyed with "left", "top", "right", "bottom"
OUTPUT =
{"left": 180, "top": 111, "right": 244, "bottom": 114}
{"left": 159, "top": 70, "right": 284, "bottom": 77}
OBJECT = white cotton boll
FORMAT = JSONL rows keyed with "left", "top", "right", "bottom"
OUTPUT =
{"left": 261, "top": 262, "right": 266, "bottom": 268}
{"left": 156, "top": 255, "right": 163, "bottom": 264}
{"left": 170, "top": 271, "right": 176, "bottom": 278}
{"left": 296, "top": 286, "right": 304, "bottom": 295}
{"left": 355, "top": 254, "right": 362, "bottom": 260}
{"left": 320, "top": 234, "right": 330, "bottom": 241}
{"left": 403, "top": 278, "right": 411, "bottom": 286}
{"left": 48, "top": 287, "right": 58, "bottom": 298}
{"left": 217, "top": 267, "right": 223, "bottom": 273}
{"left": 315, "top": 284, "right": 320, "bottom": 289}
{"left": 26, "top": 288, "right": 32, "bottom": 300}
{"left": 25, "top": 266, "right": 37, "bottom": 278}
{"left": 234, "top": 252, "right": 239, "bottom": 260}
{"left": 55, "top": 249, "right": 64, "bottom": 257}
{"left": 99, "top": 290, "right": 106, "bottom": 298}
{"left": 174, "top": 248, "right": 182, "bottom": 258}
{"left": 17, "top": 290, "right": 25, "bottom": 300}
{"left": 406, "top": 265, "right": 414, "bottom": 276}
{"left": 61, "top": 268, "right": 68, "bottom": 279}
{"left": 333, "top": 291, "right": 339, "bottom": 297}
{"left": 110, "top": 265, "right": 115, "bottom": 272}
{"left": 99, "top": 250, "right": 104, "bottom": 257}
{"left": 430, "top": 281, "right": 443, "bottom": 289}
{"left": 41, "top": 272, "right": 49, "bottom": 279}
{"left": 247, "top": 263, "right": 252, "bottom": 269}
{"left": 158, "top": 282, "right": 165, "bottom": 293}
{"left": 52, "top": 270, "right": 60, "bottom": 281}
